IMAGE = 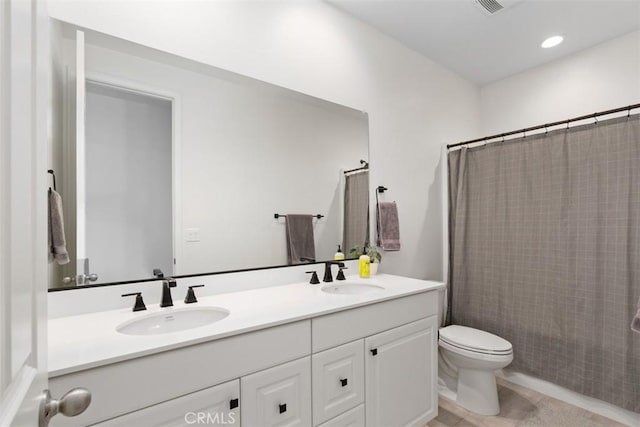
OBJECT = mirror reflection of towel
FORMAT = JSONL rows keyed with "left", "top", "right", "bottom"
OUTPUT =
{"left": 632, "top": 298, "right": 640, "bottom": 334}
{"left": 48, "top": 189, "right": 70, "bottom": 265}
{"left": 377, "top": 201, "right": 400, "bottom": 251}
{"left": 285, "top": 214, "right": 315, "bottom": 265}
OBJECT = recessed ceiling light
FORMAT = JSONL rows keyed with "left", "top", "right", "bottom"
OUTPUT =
{"left": 541, "top": 35, "right": 564, "bottom": 49}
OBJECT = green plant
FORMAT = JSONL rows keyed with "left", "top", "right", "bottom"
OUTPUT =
{"left": 348, "top": 245, "right": 382, "bottom": 263}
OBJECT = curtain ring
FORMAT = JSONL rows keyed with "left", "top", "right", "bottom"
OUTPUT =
{"left": 501, "top": 135, "right": 505, "bottom": 143}
{"left": 566, "top": 121, "right": 570, "bottom": 130}
{"left": 544, "top": 124, "right": 548, "bottom": 136}
{"left": 593, "top": 113, "right": 598, "bottom": 125}
{"left": 523, "top": 129, "right": 527, "bottom": 139}
{"left": 628, "top": 107, "right": 632, "bottom": 119}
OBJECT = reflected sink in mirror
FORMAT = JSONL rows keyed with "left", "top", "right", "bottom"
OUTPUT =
{"left": 116, "top": 307, "right": 230, "bottom": 336}
{"left": 321, "top": 282, "right": 385, "bottom": 295}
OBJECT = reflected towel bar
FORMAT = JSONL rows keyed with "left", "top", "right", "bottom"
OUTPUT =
{"left": 274, "top": 214, "right": 324, "bottom": 219}
{"left": 47, "top": 169, "right": 57, "bottom": 191}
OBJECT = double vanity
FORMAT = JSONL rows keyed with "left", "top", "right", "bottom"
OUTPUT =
{"left": 48, "top": 273, "right": 444, "bottom": 427}
{"left": 46, "top": 20, "right": 444, "bottom": 427}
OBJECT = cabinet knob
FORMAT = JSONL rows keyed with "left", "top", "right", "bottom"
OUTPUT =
{"left": 279, "top": 403, "right": 287, "bottom": 414}
{"left": 340, "top": 378, "right": 348, "bottom": 387}
{"left": 370, "top": 348, "right": 378, "bottom": 356}
{"left": 229, "top": 398, "right": 239, "bottom": 410}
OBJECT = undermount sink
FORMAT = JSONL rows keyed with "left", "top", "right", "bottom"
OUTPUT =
{"left": 117, "top": 307, "right": 230, "bottom": 336}
{"left": 321, "top": 282, "right": 385, "bottom": 295}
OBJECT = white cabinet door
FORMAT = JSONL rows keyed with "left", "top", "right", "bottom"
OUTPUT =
{"left": 312, "top": 340, "right": 364, "bottom": 425}
{"left": 92, "top": 379, "right": 239, "bottom": 427}
{"left": 365, "top": 316, "right": 438, "bottom": 427}
{"left": 241, "top": 357, "right": 311, "bottom": 427}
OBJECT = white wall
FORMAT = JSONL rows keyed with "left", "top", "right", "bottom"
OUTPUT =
{"left": 85, "top": 83, "right": 173, "bottom": 283}
{"left": 480, "top": 30, "right": 640, "bottom": 135}
{"left": 47, "top": 0, "right": 481, "bottom": 281}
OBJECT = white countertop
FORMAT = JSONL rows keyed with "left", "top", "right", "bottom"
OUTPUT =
{"left": 48, "top": 274, "right": 444, "bottom": 377}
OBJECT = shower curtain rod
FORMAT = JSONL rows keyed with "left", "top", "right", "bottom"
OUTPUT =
{"left": 447, "top": 103, "right": 640, "bottom": 149}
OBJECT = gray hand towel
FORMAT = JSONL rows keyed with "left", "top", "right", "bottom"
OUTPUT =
{"left": 632, "top": 297, "right": 640, "bottom": 334}
{"left": 285, "top": 214, "right": 316, "bottom": 265}
{"left": 48, "top": 189, "right": 70, "bottom": 265}
{"left": 376, "top": 201, "right": 400, "bottom": 251}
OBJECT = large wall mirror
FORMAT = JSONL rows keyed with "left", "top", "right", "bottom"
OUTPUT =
{"left": 48, "top": 22, "right": 370, "bottom": 289}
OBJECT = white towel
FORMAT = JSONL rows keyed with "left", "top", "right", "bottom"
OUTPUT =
{"left": 632, "top": 297, "right": 640, "bottom": 334}
{"left": 48, "top": 189, "right": 70, "bottom": 265}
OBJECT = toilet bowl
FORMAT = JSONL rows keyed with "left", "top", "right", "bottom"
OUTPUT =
{"left": 438, "top": 325, "right": 513, "bottom": 416}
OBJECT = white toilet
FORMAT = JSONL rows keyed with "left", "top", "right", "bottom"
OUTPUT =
{"left": 438, "top": 325, "right": 513, "bottom": 416}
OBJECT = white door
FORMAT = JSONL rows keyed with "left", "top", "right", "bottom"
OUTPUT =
{"left": 0, "top": 2, "right": 91, "bottom": 426}
{"left": 73, "top": 29, "right": 90, "bottom": 285}
{"left": 365, "top": 317, "right": 438, "bottom": 427}
{"left": 0, "top": 0, "right": 49, "bottom": 424}
{"left": 59, "top": 29, "right": 98, "bottom": 287}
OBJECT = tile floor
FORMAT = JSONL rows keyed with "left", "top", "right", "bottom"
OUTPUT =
{"left": 428, "top": 377, "right": 628, "bottom": 427}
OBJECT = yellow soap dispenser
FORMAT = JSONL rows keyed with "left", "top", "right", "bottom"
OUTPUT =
{"left": 359, "top": 247, "right": 370, "bottom": 278}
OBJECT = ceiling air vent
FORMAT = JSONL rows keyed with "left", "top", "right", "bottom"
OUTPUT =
{"left": 473, "top": 0, "right": 523, "bottom": 15}
{"left": 474, "top": 0, "right": 505, "bottom": 15}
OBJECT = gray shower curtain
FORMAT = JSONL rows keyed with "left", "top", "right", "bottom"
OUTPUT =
{"left": 343, "top": 171, "right": 370, "bottom": 254}
{"left": 448, "top": 115, "right": 640, "bottom": 412}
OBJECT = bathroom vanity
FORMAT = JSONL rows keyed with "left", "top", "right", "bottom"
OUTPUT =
{"left": 45, "top": 23, "right": 442, "bottom": 427}
{"left": 48, "top": 274, "right": 443, "bottom": 426}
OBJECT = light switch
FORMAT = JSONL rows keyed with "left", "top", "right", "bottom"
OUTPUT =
{"left": 185, "top": 228, "right": 201, "bottom": 242}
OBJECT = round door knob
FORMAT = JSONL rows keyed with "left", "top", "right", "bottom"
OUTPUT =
{"left": 61, "top": 276, "right": 75, "bottom": 284}
{"left": 58, "top": 388, "right": 92, "bottom": 416}
{"left": 39, "top": 388, "right": 92, "bottom": 427}
{"left": 87, "top": 273, "right": 98, "bottom": 282}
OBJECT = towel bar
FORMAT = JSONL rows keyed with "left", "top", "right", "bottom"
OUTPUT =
{"left": 47, "top": 169, "right": 57, "bottom": 191}
{"left": 274, "top": 213, "right": 324, "bottom": 219}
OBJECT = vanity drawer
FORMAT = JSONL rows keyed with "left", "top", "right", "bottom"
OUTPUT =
{"left": 312, "top": 340, "right": 364, "bottom": 425}
{"left": 91, "top": 379, "right": 240, "bottom": 426}
{"left": 317, "top": 404, "right": 364, "bottom": 427}
{"left": 312, "top": 291, "right": 437, "bottom": 352}
{"left": 241, "top": 356, "right": 312, "bottom": 427}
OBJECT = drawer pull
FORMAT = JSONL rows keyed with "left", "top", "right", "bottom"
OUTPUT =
{"left": 279, "top": 403, "right": 287, "bottom": 414}
{"left": 370, "top": 348, "right": 378, "bottom": 356}
{"left": 340, "top": 378, "right": 348, "bottom": 387}
{"left": 229, "top": 398, "right": 239, "bottom": 410}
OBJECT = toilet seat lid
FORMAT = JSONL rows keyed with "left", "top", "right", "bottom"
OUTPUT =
{"left": 439, "top": 325, "right": 512, "bottom": 354}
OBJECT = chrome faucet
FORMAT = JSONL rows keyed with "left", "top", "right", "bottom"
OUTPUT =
{"left": 323, "top": 261, "right": 345, "bottom": 282}
{"left": 160, "top": 279, "right": 177, "bottom": 307}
